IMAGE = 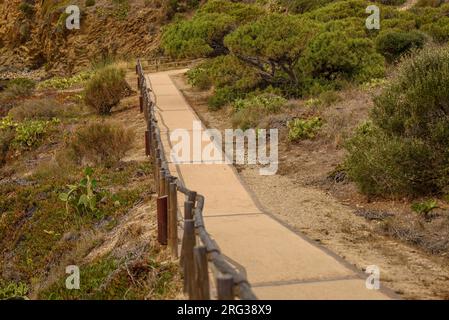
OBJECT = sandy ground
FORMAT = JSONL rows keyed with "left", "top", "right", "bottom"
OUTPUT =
{"left": 170, "top": 73, "right": 449, "bottom": 300}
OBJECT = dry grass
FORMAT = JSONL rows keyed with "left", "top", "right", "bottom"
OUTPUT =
{"left": 69, "top": 121, "right": 135, "bottom": 167}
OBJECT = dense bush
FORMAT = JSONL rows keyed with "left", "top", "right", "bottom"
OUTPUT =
{"left": 161, "top": 0, "right": 264, "bottom": 58}
{"left": 84, "top": 66, "right": 130, "bottom": 115}
{"left": 69, "top": 122, "right": 135, "bottom": 166}
{"left": 345, "top": 46, "right": 449, "bottom": 197}
{"left": 301, "top": 31, "right": 385, "bottom": 85}
{"left": 375, "top": 29, "right": 426, "bottom": 62}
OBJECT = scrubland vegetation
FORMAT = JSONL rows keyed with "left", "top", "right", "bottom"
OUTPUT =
{"left": 2, "top": 0, "right": 449, "bottom": 300}
{"left": 162, "top": 0, "right": 449, "bottom": 198}
{"left": 163, "top": 0, "right": 449, "bottom": 273}
{"left": 0, "top": 62, "right": 180, "bottom": 300}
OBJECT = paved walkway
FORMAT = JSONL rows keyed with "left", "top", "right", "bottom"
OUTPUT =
{"left": 146, "top": 70, "right": 394, "bottom": 300}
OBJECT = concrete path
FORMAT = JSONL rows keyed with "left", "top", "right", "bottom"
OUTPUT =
{"left": 146, "top": 70, "right": 394, "bottom": 300}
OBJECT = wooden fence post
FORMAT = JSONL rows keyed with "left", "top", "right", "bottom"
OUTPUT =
{"left": 182, "top": 219, "right": 195, "bottom": 297}
{"left": 168, "top": 181, "right": 178, "bottom": 258}
{"left": 139, "top": 95, "right": 143, "bottom": 113}
{"left": 188, "top": 191, "right": 197, "bottom": 206}
{"left": 159, "top": 169, "right": 166, "bottom": 197}
{"left": 157, "top": 196, "right": 168, "bottom": 245}
{"left": 217, "top": 274, "right": 234, "bottom": 300}
{"left": 145, "top": 130, "right": 151, "bottom": 156}
{"left": 180, "top": 201, "right": 194, "bottom": 266}
{"left": 137, "top": 76, "right": 140, "bottom": 89}
{"left": 193, "top": 246, "right": 210, "bottom": 300}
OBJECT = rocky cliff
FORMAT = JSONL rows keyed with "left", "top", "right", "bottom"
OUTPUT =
{"left": 0, "top": 0, "right": 178, "bottom": 75}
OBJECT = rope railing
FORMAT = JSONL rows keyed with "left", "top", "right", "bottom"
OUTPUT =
{"left": 136, "top": 59, "right": 257, "bottom": 300}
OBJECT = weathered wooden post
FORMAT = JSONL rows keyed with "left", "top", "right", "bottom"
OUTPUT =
{"left": 188, "top": 191, "right": 197, "bottom": 206}
{"left": 157, "top": 195, "right": 168, "bottom": 245}
{"left": 217, "top": 274, "right": 234, "bottom": 300}
{"left": 139, "top": 95, "right": 143, "bottom": 113}
{"left": 180, "top": 201, "right": 194, "bottom": 266}
{"left": 159, "top": 168, "right": 166, "bottom": 197}
{"left": 168, "top": 181, "right": 178, "bottom": 258}
{"left": 194, "top": 246, "right": 210, "bottom": 300}
{"left": 182, "top": 219, "right": 195, "bottom": 297}
{"left": 145, "top": 130, "right": 151, "bottom": 156}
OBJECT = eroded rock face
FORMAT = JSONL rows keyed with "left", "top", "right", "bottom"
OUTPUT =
{"left": 0, "top": 0, "right": 170, "bottom": 75}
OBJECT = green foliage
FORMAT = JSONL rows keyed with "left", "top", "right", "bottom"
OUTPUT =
{"left": 225, "top": 14, "right": 320, "bottom": 91}
{"left": 375, "top": 29, "right": 426, "bottom": 62}
{"left": 0, "top": 116, "right": 59, "bottom": 150}
{"left": 161, "top": 0, "right": 264, "bottom": 58}
{"left": 345, "top": 45, "right": 449, "bottom": 197}
{"left": 186, "top": 67, "right": 211, "bottom": 90}
{"left": 278, "top": 0, "right": 336, "bottom": 13}
{"left": 84, "top": 66, "right": 129, "bottom": 115}
{"left": 38, "top": 71, "right": 92, "bottom": 90}
{"left": 0, "top": 281, "right": 29, "bottom": 300}
{"left": 421, "top": 17, "right": 449, "bottom": 43}
{"left": 14, "top": 119, "right": 59, "bottom": 148}
{"left": 85, "top": 0, "right": 95, "bottom": 7}
{"left": 288, "top": 117, "right": 323, "bottom": 141}
{"left": 411, "top": 199, "right": 439, "bottom": 219}
{"left": 233, "top": 93, "right": 286, "bottom": 113}
{"left": 208, "top": 86, "right": 240, "bottom": 110}
{"left": 59, "top": 167, "right": 105, "bottom": 217}
{"left": 232, "top": 93, "right": 286, "bottom": 129}
{"left": 301, "top": 31, "right": 385, "bottom": 85}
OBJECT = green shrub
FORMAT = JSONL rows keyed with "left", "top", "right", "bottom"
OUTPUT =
{"left": 59, "top": 167, "right": 103, "bottom": 217}
{"left": 411, "top": 199, "right": 438, "bottom": 220}
{"left": 422, "top": 17, "right": 449, "bottom": 43}
{"left": 85, "top": 0, "right": 96, "bottom": 6}
{"left": 38, "top": 71, "right": 92, "bottom": 90}
{"left": 288, "top": 117, "right": 323, "bottom": 141}
{"left": 1, "top": 116, "right": 59, "bottom": 150}
{"left": 232, "top": 93, "right": 287, "bottom": 129}
{"left": 186, "top": 67, "right": 211, "bottom": 90}
{"left": 301, "top": 31, "right": 385, "bottom": 85}
{"left": 15, "top": 118, "right": 59, "bottom": 148}
{"left": 345, "top": 45, "right": 449, "bottom": 197}
{"left": 375, "top": 30, "right": 426, "bottom": 62}
{"left": 9, "top": 98, "right": 62, "bottom": 121}
{"left": 161, "top": 0, "right": 264, "bottom": 58}
{"left": 69, "top": 122, "right": 135, "bottom": 166}
{"left": 0, "top": 281, "right": 29, "bottom": 300}
{"left": 233, "top": 93, "right": 286, "bottom": 113}
{"left": 84, "top": 66, "right": 130, "bottom": 115}
{"left": 208, "top": 86, "right": 242, "bottom": 110}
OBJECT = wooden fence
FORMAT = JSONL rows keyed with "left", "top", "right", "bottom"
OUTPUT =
{"left": 137, "top": 57, "right": 204, "bottom": 73}
{"left": 136, "top": 60, "right": 257, "bottom": 300}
